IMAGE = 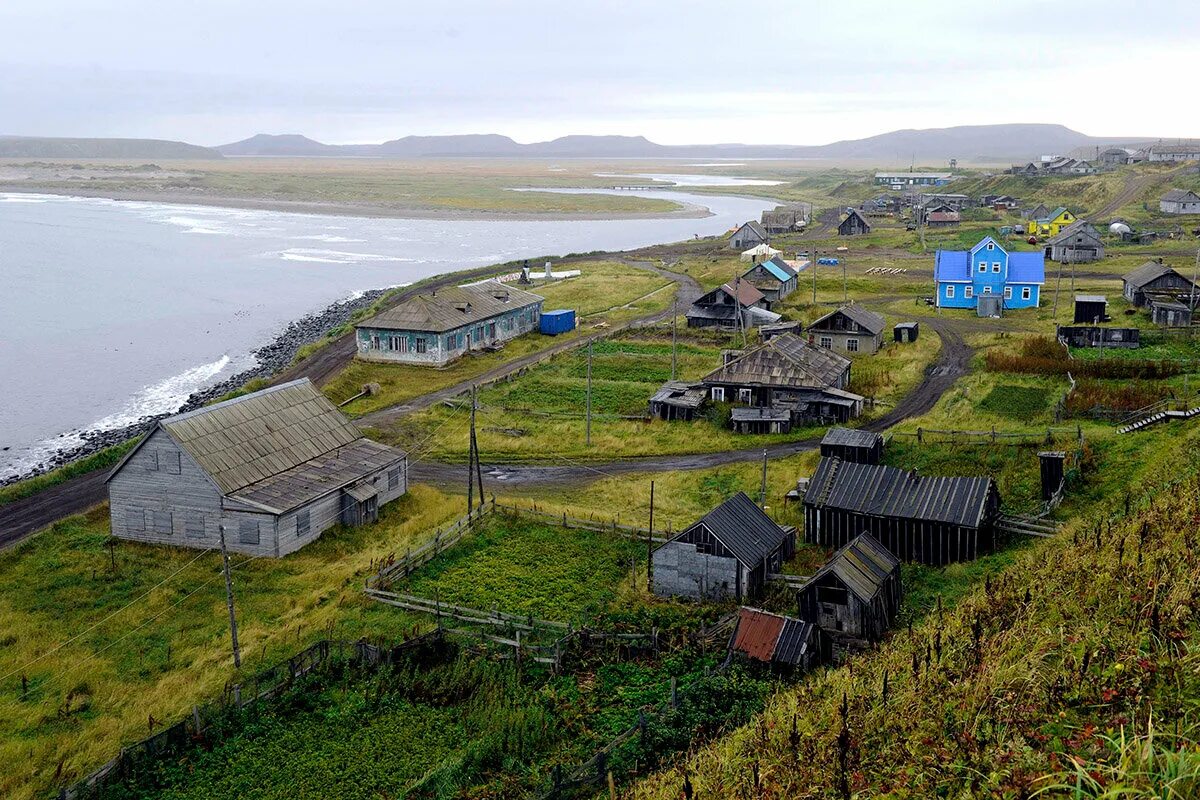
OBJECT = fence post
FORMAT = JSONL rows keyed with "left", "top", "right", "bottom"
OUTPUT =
{"left": 670, "top": 676, "right": 678, "bottom": 709}
{"left": 917, "top": 427, "right": 923, "bottom": 444}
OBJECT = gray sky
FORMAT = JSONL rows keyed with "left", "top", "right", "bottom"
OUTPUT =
{"left": 3, "top": 0, "right": 1198, "bottom": 146}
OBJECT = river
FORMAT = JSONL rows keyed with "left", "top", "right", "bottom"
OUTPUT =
{"left": 0, "top": 188, "right": 775, "bottom": 480}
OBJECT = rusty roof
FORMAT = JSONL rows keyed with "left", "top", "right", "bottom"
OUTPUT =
{"left": 732, "top": 607, "right": 786, "bottom": 662}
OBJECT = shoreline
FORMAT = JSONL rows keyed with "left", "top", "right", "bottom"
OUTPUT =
{"left": 0, "top": 184, "right": 715, "bottom": 221}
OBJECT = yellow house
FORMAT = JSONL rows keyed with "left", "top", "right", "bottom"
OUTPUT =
{"left": 1026, "top": 207, "right": 1075, "bottom": 237}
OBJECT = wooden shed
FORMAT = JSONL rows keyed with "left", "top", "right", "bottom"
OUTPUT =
{"left": 893, "top": 322, "right": 919, "bottom": 343}
{"left": 652, "top": 492, "right": 795, "bottom": 601}
{"left": 837, "top": 209, "right": 872, "bottom": 236}
{"left": 730, "top": 607, "right": 831, "bottom": 671}
{"left": 648, "top": 381, "right": 706, "bottom": 421}
{"left": 1122, "top": 261, "right": 1197, "bottom": 307}
{"left": 819, "top": 428, "right": 883, "bottom": 465}
{"left": 1149, "top": 297, "right": 1193, "bottom": 327}
{"left": 797, "top": 533, "right": 901, "bottom": 642}
{"left": 802, "top": 457, "right": 1001, "bottom": 565}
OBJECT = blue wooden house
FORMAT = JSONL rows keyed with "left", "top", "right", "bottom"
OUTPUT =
{"left": 934, "top": 237, "right": 1044, "bottom": 312}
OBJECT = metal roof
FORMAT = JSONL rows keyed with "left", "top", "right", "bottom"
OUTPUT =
{"left": 821, "top": 427, "right": 883, "bottom": 449}
{"left": 1123, "top": 261, "right": 1182, "bottom": 289}
{"left": 808, "top": 304, "right": 886, "bottom": 336}
{"left": 934, "top": 238, "right": 1045, "bottom": 284}
{"left": 701, "top": 333, "right": 850, "bottom": 390}
{"left": 804, "top": 457, "right": 996, "bottom": 530}
{"left": 356, "top": 280, "right": 543, "bottom": 333}
{"left": 773, "top": 618, "right": 817, "bottom": 666}
{"left": 809, "top": 533, "right": 899, "bottom": 604}
{"left": 686, "top": 492, "right": 790, "bottom": 567}
{"left": 732, "top": 607, "right": 785, "bottom": 662}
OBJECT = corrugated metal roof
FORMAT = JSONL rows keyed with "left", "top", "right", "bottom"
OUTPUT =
{"left": 804, "top": 457, "right": 995, "bottom": 529}
{"left": 821, "top": 427, "right": 882, "bottom": 448}
{"left": 701, "top": 333, "right": 849, "bottom": 390}
{"left": 356, "top": 280, "right": 543, "bottom": 333}
{"left": 811, "top": 533, "right": 899, "bottom": 604}
{"left": 773, "top": 618, "right": 816, "bottom": 666}
{"left": 732, "top": 607, "right": 784, "bottom": 662}
{"left": 689, "top": 492, "right": 789, "bottom": 566}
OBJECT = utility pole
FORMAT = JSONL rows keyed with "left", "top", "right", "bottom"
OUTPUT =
{"left": 467, "top": 385, "right": 476, "bottom": 514}
{"left": 1053, "top": 261, "right": 1063, "bottom": 320}
{"left": 812, "top": 249, "right": 818, "bottom": 304}
{"left": 472, "top": 392, "right": 485, "bottom": 513}
{"left": 647, "top": 480, "right": 655, "bottom": 590}
{"left": 1190, "top": 246, "right": 1199, "bottom": 312}
{"left": 218, "top": 525, "right": 241, "bottom": 669}
{"left": 759, "top": 449, "right": 768, "bottom": 509}
{"left": 670, "top": 297, "right": 678, "bottom": 381}
{"left": 843, "top": 255, "right": 848, "bottom": 303}
{"left": 585, "top": 341, "right": 592, "bottom": 447}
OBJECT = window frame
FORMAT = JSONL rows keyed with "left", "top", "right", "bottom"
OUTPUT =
{"left": 946, "top": 285, "right": 955, "bottom": 299}
{"left": 297, "top": 510, "right": 311, "bottom": 538}
{"left": 414, "top": 337, "right": 427, "bottom": 354}
{"left": 846, "top": 338, "right": 860, "bottom": 352}
{"left": 1004, "top": 286, "right": 1013, "bottom": 300}
{"left": 819, "top": 336, "right": 833, "bottom": 349}
{"left": 1022, "top": 286, "right": 1032, "bottom": 300}
{"left": 964, "top": 286, "right": 974, "bottom": 299}
{"left": 992, "top": 262, "right": 1001, "bottom": 273}
{"left": 239, "top": 519, "right": 260, "bottom": 545}
{"left": 711, "top": 386, "right": 725, "bottom": 402}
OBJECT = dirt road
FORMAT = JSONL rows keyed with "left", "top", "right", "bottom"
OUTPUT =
{"left": 1091, "top": 164, "right": 1192, "bottom": 220}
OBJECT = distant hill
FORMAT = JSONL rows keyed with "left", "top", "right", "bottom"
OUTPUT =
{"left": 0, "top": 136, "right": 221, "bottom": 159}
{"left": 215, "top": 124, "right": 1164, "bottom": 163}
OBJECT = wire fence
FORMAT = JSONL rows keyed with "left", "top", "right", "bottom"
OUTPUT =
{"left": 888, "top": 426, "right": 1085, "bottom": 446}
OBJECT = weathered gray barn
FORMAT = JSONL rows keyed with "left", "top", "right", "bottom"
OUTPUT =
{"left": 652, "top": 492, "right": 795, "bottom": 601}
{"left": 1057, "top": 325, "right": 1139, "bottom": 349}
{"left": 837, "top": 209, "right": 872, "bottom": 236}
{"left": 700, "top": 333, "right": 864, "bottom": 424}
{"left": 1149, "top": 297, "right": 1193, "bottom": 327}
{"left": 741, "top": 255, "right": 799, "bottom": 303}
{"left": 685, "top": 281, "right": 780, "bottom": 329}
{"left": 1122, "top": 261, "right": 1197, "bottom": 306}
{"left": 730, "top": 607, "right": 831, "bottom": 671}
{"left": 107, "top": 379, "right": 408, "bottom": 556}
{"left": 1047, "top": 221, "right": 1104, "bottom": 263}
{"left": 802, "top": 457, "right": 1001, "bottom": 565}
{"left": 1160, "top": 189, "right": 1200, "bottom": 215}
{"left": 819, "top": 427, "right": 883, "bottom": 465}
{"left": 729, "top": 220, "right": 769, "bottom": 249}
{"left": 355, "top": 280, "right": 543, "bottom": 366}
{"left": 796, "top": 533, "right": 901, "bottom": 642}
{"left": 807, "top": 304, "right": 886, "bottom": 354}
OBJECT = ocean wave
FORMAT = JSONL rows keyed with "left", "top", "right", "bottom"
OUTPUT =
{"left": 278, "top": 248, "right": 416, "bottom": 264}
{"left": 0, "top": 195, "right": 50, "bottom": 203}
{"left": 295, "top": 234, "right": 368, "bottom": 243}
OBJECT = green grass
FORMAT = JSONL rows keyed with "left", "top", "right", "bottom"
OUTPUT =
{"left": 0, "top": 440, "right": 136, "bottom": 507}
{"left": 978, "top": 384, "right": 1052, "bottom": 419}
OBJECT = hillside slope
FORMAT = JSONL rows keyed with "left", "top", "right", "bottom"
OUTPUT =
{"left": 0, "top": 136, "right": 221, "bottom": 159}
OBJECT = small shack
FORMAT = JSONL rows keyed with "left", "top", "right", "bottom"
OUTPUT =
{"left": 796, "top": 533, "right": 901, "bottom": 642}
{"left": 729, "top": 220, "right": 769, "bottom": 249}
{"left": 652, "top": 492, "right": 795, "bottom": 601}
{"left": 686, "top": 281, "right": 780, "bottom": 330}
{"left": 648, "top": 381, "right": 706, "bottom": 421}
{"left": 730, "top": 607, "right": 830, "bottom": 671}
{"left": 837, "top": 209, "right": 872, "bottom": 236}
{"left": 759, "top": 320, "right": 802, "bottom": 341}
{"left": 730, "top": 406, "right": 792, "bottom": 434}
{"left": 1038, "top": 451, "right": 1066, "bottom": 502}
{"left": 539, "top": 309, "right": 576, "bottom": 335}
{"left": 893, "top": 322, "right": 919, "bottom": 343}
{"left": 819, "top": 428, "right": 883, "bottom": 465}
{"left": 1056, "top": 325, "right": 1139, "bottom": 349}
{"left": 1149, "top": 297, "right": 1193, "bottom": 327}
{"left": 802, "top": 457, "right": 1001, "bottom": 565}
{"left": 1073, "top": 295, "right": 1108, "bottom": 324}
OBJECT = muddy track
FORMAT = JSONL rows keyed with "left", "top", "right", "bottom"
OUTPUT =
{"left": 1091, "top": 164, "right": 1193, "bottom": 220}
{"left": 408, "top": 318, "right": 973, "bottom": 490}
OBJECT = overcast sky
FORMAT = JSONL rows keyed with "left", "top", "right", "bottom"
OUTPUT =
{"left": 3, "top": 0, "right": 1198, "bottom": 146}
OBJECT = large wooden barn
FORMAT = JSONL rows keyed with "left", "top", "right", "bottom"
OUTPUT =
{"left": 106, "top": 379, "right": 408, "bottom": 557}
{"left": 652, "top": 492, "right": 795, "bottom": 601}
{"left": 802, "top": 457, "right": 1000, "bottom": 565}
{"left": 796, "top": 533, "right": 901, "bottom": 642}
{"left": 1122, "top": 261, "right": 1197, "bottom": 307}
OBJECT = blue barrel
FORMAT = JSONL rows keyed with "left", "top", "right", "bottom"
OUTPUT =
{"left": 539, "top": 309, "right": 576, "bottom": 335}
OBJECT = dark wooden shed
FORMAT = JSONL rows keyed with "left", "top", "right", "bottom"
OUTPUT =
{"left": 838, "top": 209, "right": 872, "bottom": 236}
{"left": 730, "top": 607, "right": 831, "bottom": 671}
{"left": 796, "top": 533, "right": 901, "bottom": 642}
{"left": 802, "top": 457, "right": 1001, "bottom": 565}
{"left": 820, "top": 427, "right": 884, "bottom": 465}
{"left": 1073, "top": 295, "right": 1108, "bottom": 324}
{"left": 893, "top": 322, "right": 919, "bottom": 343}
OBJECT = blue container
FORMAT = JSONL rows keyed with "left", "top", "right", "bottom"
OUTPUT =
{"left": 539, "top": 309, "right": 576, "bottom": 335}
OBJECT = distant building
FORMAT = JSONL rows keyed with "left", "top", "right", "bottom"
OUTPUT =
{"left": 1149, "top": 297, "right": 1193, "bottom": 327}
{"left": 1010, "top": 162, "right": 1041, "bottom": 176}
{"left": 1148, "top": 144, "right": 1200, "bottom": 162}
{"left": 741, "top": 255, "right": 799, "bottom": 303}
{"left": 923, "top": 204, "right": 962, "bottom": 227}
{"left": 686, "top": 281, "right": 780, "bottom": 329}
{"left": 1046, "top": 221, "right": 1104, "bottom": 263}
{"left": 1027, "top": 206, "right": 1078, "bottom": 237}
{"left": 796, "top": 533, "right": 901, "bottom": 642}
{"left": 1022, "top": 203, "right": 1050, "bottom": 221}
{"left": 355, "top": 280, "right": 543, "bottom": 366}
{"left": 837, "top": 208, "right": 872, "bottom": 236}
{"left": 760, "top": 204, "right": 811, "bottom": 235}
{"left": 106, "top": 379, "right": 408, "bottom": 557}
{"left": 1160, "top": 189, "right": 1200, "bottom": 215}
{"left": 874, "top": 172, "right": 953, "bottom": 187}
{"left": 1099, "top": 147, "right": 1133, "bottom": 165}
{"left": 730, "top": 607, "right": 830, "bottom": 670}
{"left": 1122, "top": 261, "right": 1197, "bottom": 306}
{"left": 806, "top": 304, "right": 886, "bottom": 354}
{"left": 729, "top": 220, "right": 769, "bottom": 249}
{"left": 652, "top": 492, "right": 795, "bottom": 601}
{"left": 934, "top": 236, "right": 1044, "bottom": 311}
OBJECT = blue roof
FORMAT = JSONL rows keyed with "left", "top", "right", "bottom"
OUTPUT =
{"left": 759, "top": 259, "right": 793, "bottom": 282}
{"left": 934, "top": 250, "right": 970, "bottom": 281}
{"left": 935, "top": 237, "right": 1045, "bottom": 284}
{"left": 542, "top": 309, "right": 574, "bottom": 317}
{"left": 1008, "top": 252, "right": 1045, "bottom": 283}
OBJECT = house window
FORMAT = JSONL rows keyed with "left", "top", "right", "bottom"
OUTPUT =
{"left": 390, "top": 335, "right": 408, "bottom": 353}
{"left": 1022, "top": 287, "right": 1032, "bottom": 300}
{"left": 846, "top": 338, "right": 859, "bottom": 352}
{"left": 414, "top": 338, "right": 427, "bottom": 354}
{"left": 1004, "top": 287, "right": 1013, "bottom": 299}
{"left": 186, "top": 515, "right": 205, "bottom": 538}
{"left": 370, "top": 333, "right": 380, "bottom": 349}
{"left": 239, "top": 519, "right": 260, "bottom": 545}
{"left": 711, "top": 387, "right": 725, "bottom": 402}
{"left": 986, "top": 242, "right": 995, "bottom": 251}
{"left": 982, "top": 286, "right": 992, "bottom": 295}
{"left": 153, "top": 510, "right": 173, "bottom": 535}
{"left": 992, "top": 262, "right": 1001, "bottom": 272}
{"left": 978, "top": 262, "right": 987, "bottom": 273}
{"left": 819, "top": 336, "right": 833, "bottom": 349}
{"left": 695, "top": 541, "right": 714, "bottom": 555}
{"left": 388, "top": 467, "right": 400, "bottom": 490}
{"left": 129, "top": 507, "right": 145, "bottom": 531}
{"left": 163, "top": 450, "right": 181, "bottom": 475}
{"left": 738, "top": 388, "right": 753, "bottom": 403}
{"left": 146, "top": 451, "right": 159, "bottom": 471}
{"left": 946, "top": 286, "right": 955, "bottom": 299}
{"left": 964, "top": 286, "right": 974, "bottom": 299}
{"left": 297, "top": 510, "right": 311, "bottom": 537}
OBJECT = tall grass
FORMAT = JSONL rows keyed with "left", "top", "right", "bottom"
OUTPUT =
{"left": 987, "top": 336, "right": 1182, "bottom": 380}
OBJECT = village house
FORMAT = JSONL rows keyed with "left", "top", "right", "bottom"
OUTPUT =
{"left": 837, "top": 208, "right": 872, "bottom": 236}
{"left": 729, "top": 607, "right": 831, "bottom": 671}
{"left": 106, "top": 379, "right": 408, "bottom": 557}
{"left": 1099, "top": 147, "right": 1133, "bottom": 166}
{"left": 796, "top": 533, "right": 901, "bottom": 642}
{"left": 980, "top": 194, "right": 1020, "bottom": 210}
{"left": 819, "top": 427, "right": 884, "bottom": 465}
{"left": 806, "top": 304, "right": 886, "bottom": 354}
{"left": 874, "top": 172, "right": 953, "bottom": 187}
{"left": 700, "top": 333, "right": 864, "bottom": 424}
{"left": 1160, "top": 189, "right": 1200, "bottom": 215}
{"left": 1010, "top": 162, "right": 1041, "bottom": 176}
{"left": 1022, "top": 203, "right": 1050, "bottom": 221}
{"left": 917, "top": 193, "right": 970, "bottom": 210}
{"left": 1027, "top": 206, "right": 1077, "bottom": 237}
{"left": 729, "top": 220, "right": 769, "bottom": 249}
{"left": 1046, "top": 221, "right": 1104, "bottom": 263}
{"left": 934, "top": 236, "right": 1045, "bottom": 312}
{"left": 651, "top": 492, "right": 795, "bottom": 601}
{"left": 802, "top": 456, "right": 1001, "bottom": 565}
{"left": 741, "top": 255, "right": 800, "bottom": 303}
{"left": 760, "top": 203, "right": 811, "bottom": 235}
{"left": 685, "top": 281, "right": 780, "bottom": 329}
{"left": 1148, "top": 144, "right": 1200, "bottom": 162}
{"left": 923, "top": 204, "right": 962, "bottom": 228}
{"left": 1122, "top": 261, "right": 1197, "bottom": 306}
{"left": 355, "top": 280, "right": 543, "bottom": 367}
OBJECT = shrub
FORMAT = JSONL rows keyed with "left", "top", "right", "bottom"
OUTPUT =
{"left": 986, "top": 337, "right": 1182, "bottom": 380}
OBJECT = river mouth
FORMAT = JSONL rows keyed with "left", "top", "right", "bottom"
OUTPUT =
{"left": 0, "top": 187, "right": 776, "bottom": 482}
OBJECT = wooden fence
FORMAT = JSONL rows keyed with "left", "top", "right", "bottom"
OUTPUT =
{"left": 59, "top": 631, "right": 446, "bottom": 800}
{"left": 889, "top": 426, "right": 1084, "bottom": 446}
